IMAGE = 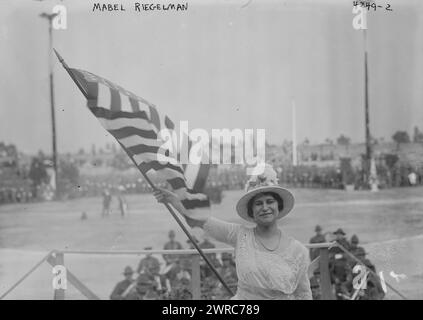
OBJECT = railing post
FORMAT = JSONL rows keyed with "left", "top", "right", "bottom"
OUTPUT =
{"left": 319, "top": 247, "right": 334, "bottom": 300}
{"left": 53, "top": 251, "right": 65, "bottom": 300}
{"left": 191, "top": 254, "right": 201, "bottom": 300}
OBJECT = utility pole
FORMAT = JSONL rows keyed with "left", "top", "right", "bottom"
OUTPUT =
{"left": 40, "top": 12, "right": 59, "bottom": 198}
{"left": 364, "top": 28, "right": 372, "bottom": 172}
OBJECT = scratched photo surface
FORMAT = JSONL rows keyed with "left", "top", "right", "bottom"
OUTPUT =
{"left": 0, "top": 0, "right": 423, "bottom": 300}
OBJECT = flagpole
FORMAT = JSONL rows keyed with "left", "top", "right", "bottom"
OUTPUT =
{"left": 40, "top": 13, "right": 59, "bottom": 198}
{"left": 117, "top": 142, "right": 234, "bottom": 296}
{"left": 54, "top": 51, "right": 233, "bottom": 296}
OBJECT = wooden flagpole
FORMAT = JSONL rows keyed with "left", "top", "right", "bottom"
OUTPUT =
{"left": 54, "top": 50, "right": 234, "bottom": 297}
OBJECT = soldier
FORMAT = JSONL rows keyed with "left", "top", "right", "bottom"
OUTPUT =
{"left": 135, "top": 272, "right": 159, "bottom": 300}
{"left": 219, "top": 252, "right": 237, "bottom": 296}
{"left": 199, "top": 236, "right": 221, "bottom": 278}
{"left": 117, "top": 185, "right": 128, "bottom": 218}
{"left": 329, "top": 228, "right": 351, "bottom": 289}
{"left": 309, "top": 225, "right": 326, "bottom": 260}
{"left": 169, "top": 276, "right": 192, "bottom": 300}
{"left": 349, "top": 235, "right": 365, "bottom": 263}
{"left": 102, "top": 188, "right": 112, "bottom": 217}
{"left": 137, "top": 247, "right": 161, "bottom": 276}
{"left": 331, "top": 228, "right": 350, "bottom": 254}
{"left": 355, "top": 248, "right": 375, "bottom": 272}
{"left": 110, "top": 266, "right": 136, "bottom": 300}
{"left": 163, "top": 230, "right": 183, "bottom": 265}
{"left": 179, "top": 238, "right": 199, "bottom": 276}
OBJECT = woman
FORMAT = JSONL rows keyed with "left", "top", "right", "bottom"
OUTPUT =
{"left": 154, "top": 164, "right": 312, "bottom": 300}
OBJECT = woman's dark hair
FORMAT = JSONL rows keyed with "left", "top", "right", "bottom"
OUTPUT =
{"left": 247, "top": 192, "right": 284, "bottom": 218}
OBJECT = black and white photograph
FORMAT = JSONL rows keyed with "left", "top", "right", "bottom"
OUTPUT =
{"left": 1, "top": 0, "right": 423, "bottom": 303}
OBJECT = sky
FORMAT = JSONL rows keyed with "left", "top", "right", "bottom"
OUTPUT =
{"left": 1, "top": 0, "right": 423, "bottom": 155}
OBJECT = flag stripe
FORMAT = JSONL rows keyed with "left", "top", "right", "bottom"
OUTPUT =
{"left": 120, "top": 94, "right": 133, "bottom": 113}
{"left": 167, "top": 177, "right": 187, "bottom": 190}
{"left": 164, "top": 116, "right": 175, "bottom": 130}
{"left": 108, "top": 127, "right": 157, "bottom": 140}
{"left": 139, "top": 162, "right": 184, "bottom": 176}
{"left": 98, "top": 117, "right": 153, "bottom": 132}
{"left": 86, "top": 82, "right": 99, "bottom": 108}
{"left": 97, "top": 83, "right": 111, "bottom": 108}
{"left": 149, "top": 105, "right": 161, "bottom": 132}
{"left": 126, "top": 144, "right": 165, "bottom": 156}
{"left": 110, "top": 88, "right": 122, "bottom": 111}
{"left": 90, "top": 106, "right": 149, "bottom": 121}
{"left": 149, "top": 167, "right": 186, "bottom": 181}
{"left": 181, "top": 198, "right": 210, "bottom": 209}
{"left": 133, "top": 153, "right": 177, "bottom": 166}
{"left": 119, "top": 135, "right": 162, "bottom": 148}
{"left": 130, "top": 97, "right": 140, "bottom": 112}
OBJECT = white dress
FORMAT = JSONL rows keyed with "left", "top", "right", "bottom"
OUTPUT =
{"left": 204, "top": 217, "right": 312, "bottom": 300}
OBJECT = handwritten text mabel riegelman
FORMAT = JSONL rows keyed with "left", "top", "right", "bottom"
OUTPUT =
{"left": 92, "top": 3, "right": 189, "bottom": 12}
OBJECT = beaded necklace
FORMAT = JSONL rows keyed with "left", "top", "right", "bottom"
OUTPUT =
{"left": 254, "top": 228, "right": 281, "bottom": 252}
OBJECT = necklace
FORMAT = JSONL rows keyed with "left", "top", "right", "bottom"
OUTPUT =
{"left": 254, "top": 229, "right": 281, "bottom": 252}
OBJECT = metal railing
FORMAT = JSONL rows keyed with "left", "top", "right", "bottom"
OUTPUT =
{"left": 0, "top": 243, "right": 337, "bottom": 300}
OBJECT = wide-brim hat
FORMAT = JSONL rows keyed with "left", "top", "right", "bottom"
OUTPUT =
{"left": 334, "top": 228, "right": 346, "bottom": 236}
{"left": 123, "top": 266, "right": 134, "bottom": 275}
{"left": 236, "top": 164, "right": 295, "bottom": 222}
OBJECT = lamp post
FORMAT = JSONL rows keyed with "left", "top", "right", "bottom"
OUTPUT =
{"left": 40, "top": 12, "right": 59, "bottom": 198}
{"left": 363, "top": 27, "right": 372, "bottom": 175}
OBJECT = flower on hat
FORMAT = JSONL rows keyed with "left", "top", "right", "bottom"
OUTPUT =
{"left": 245, "top": 163, "right": 279, "bottom": 192}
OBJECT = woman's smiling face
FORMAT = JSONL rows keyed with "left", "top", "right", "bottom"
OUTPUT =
{"left": 251, "top": 193, "right": 280, "bottom": 225}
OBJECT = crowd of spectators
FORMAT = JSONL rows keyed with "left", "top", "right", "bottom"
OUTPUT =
{"left": 109, "top": 230, "right": 237, "bottom": 300}
{"left": 308, "top": 225, "right": 385, "bottom": 300}
{"left": 2, "top": 145, "right": 423, "bottom": 207}
{"left": 110, "top": 225, "right": 388, "bottom": 300}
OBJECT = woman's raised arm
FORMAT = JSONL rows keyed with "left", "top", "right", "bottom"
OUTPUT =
{"left": 153, "top": 188, "right": 207, "bottom": 228}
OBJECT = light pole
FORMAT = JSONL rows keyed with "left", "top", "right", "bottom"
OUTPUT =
{"left": 363, "top": 28, "right": 372, "bottom": 174}
{"left": 40, "top": 12, "right": 59, "bottom": 198}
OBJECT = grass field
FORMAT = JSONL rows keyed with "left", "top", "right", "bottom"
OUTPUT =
{"left": 1, "top": 186, "right": 423, "bottom": 299}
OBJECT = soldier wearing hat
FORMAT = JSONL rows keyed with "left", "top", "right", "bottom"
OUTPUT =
{"left": 163, "top": 230, "right": 183, "bottom": 265}
{"left": 199, "top": 236, "right": 221, "bottom": 278}
{"left": 309, "top": 225, "right": 326, "bottom": 261}
{"left": 218, "top": 252, "right": 238, "bottom": 297}
{"left": 137, "top": 247, "right": 161, "bottom": 276}
{"left": 110, "top": 266, "right": 136, "bottom": 300}
{"left": 353, "top": 248, "right": 376, "bottom": 272}
{"left": 349, "top": 234, "right": 365, "bottom": 264}
{"left": 134, "top": 271, "right": 159, "bottom": 300}
{"left": 329, "top": 228, "right": 351, "bottom": 291}
{"left": 330, "top": 228, "right": 351, "bottom": 254}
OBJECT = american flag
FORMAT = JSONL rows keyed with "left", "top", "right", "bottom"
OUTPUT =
{"left": 67, "top": 67, "right": 210, "bottom": 209}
